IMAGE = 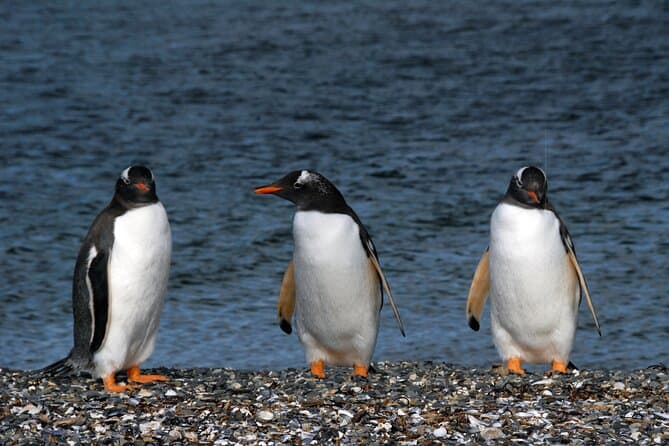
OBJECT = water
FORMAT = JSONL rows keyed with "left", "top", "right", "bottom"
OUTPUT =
{"left": 1, "top": 1, "right": 667, "bottom": 372}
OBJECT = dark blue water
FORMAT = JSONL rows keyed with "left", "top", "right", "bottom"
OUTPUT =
{"left": 1, "top": 1, "right": 667, "bottom": 372}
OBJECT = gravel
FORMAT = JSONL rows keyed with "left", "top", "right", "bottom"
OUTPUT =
{"left": 1, "top": 362, "right": 667, "bottom": 444}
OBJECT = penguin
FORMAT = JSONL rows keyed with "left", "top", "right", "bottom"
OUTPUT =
{"left": 255, "top": 170, "right": 405, "bottom": 378}
{"left": 43, "top": 165, "right": 172, "bottom": 392}
{"left": 466, "top": 166, "right": 601, "bottom": 374}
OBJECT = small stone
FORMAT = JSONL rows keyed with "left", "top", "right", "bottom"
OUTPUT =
{"left": 229, "top": 382, "right": 242, "bottom": 390}
{"left": 613, "top": 382, "right": 625, "bottom": 391}
{"left": 257, "top": 410, "right": 274, "bottom": 421}
{"left": 169, "top": 429, "right": 183, "bottom": 440}
{"left": 137, "top": 389, "right": 153, "bottom": 398}
{"left": 542, "top": 390, "right": 553, "bottom": 397}
{"left": 139, "top": 420, "right": 161, "bottom": 434}
{"left": 165, "top": 389, "right": 178, "bottom": 397}
{"left": 338, "top": 409, "right": 353, "bottom": 418}
{"left": 433, "top": 427, "right": 447, "bottom": 438}
{"left": 410, "top": 413, "right": 424, "bottom": 425}
{"left": 26, "top": 404, "right": 42, "bottom": 415}
{"left": 480, "top": 427, "right": 505, "bottom": 441}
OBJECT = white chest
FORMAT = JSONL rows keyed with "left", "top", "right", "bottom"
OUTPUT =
{"left": 293, "top": 210, "right": 366, "bottom": 268}
{"left": 291, "top": 210, "right": 380, "bottom": 361}
{"left": 490, "top": 203, "right": 562, "bottom": 260}
{"left": 95, "top": 203, "right": 171, "bottom": 372}
{"left": 112, "top": 203, "right": 172, "bottom": 268}
{"left": 292, "top": 211, "right": 376, "bottom": 315}
{"left": 489, "top": 202, "right": 576, "bottom": 316}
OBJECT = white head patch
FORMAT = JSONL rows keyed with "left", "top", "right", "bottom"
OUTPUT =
{"left": 515, "top": 166, "right": 527, "bottom": 181}
{"left": 297, "top": 170, "right": 312, "bottom": 184}
{"left": 121, "top": 166, "right": 131, "bottom": 182}
{"left": 120, "top": 165, "right": 154, "bottom": 183}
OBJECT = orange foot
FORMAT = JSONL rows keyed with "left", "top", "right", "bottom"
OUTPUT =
{"left": 103, "top": 373, "right": 135, "bottom": 392}
{"left": 310, "top": 360, "right": 326, "bottom": 379}
{"left": 507, "top": 357, "right": 525, "bottom": 375}
{"left": 550, "top": 360, "right": 568, "bottom": 374}
{"left": 353, "top": 364, "right": 368, "bottom": 378}
{"left": 127, "top": 365, "right": 169, "bottom": 384}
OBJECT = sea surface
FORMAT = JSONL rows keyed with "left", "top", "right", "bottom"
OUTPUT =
{"left": 1, "top": 1, "right": 667, "bottom": 372}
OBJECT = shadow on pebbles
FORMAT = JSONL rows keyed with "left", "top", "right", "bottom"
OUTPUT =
{"left": 1, "top": 362, "right": 667, "bottom": 444}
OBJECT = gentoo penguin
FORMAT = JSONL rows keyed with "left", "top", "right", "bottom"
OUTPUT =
{"left": 466, "top": 166, "right": 601, "bottom": 374}
{"left": 43, "top": 165, "right": 172, "bottom": 392}
{"left": 255, "top": 170, "right": 405, "bottom": 378}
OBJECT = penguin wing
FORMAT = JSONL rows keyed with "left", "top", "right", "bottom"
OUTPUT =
{"left": 277, "top": 259, "right": 295, "bottom": 334}
{"left": 87, "top": 249, "right": 110, "bottom": 352}
{"left": 548, "top": 201, "right": 602, "bottom": 336}
{"left": 466, "top": 248, "right": 490, "bottom": 331}
{"left": 356, "top": 221, "right": 406, "bottom": 337}
{"left": 69, "top": 240, "right": 109, "bottom": 370}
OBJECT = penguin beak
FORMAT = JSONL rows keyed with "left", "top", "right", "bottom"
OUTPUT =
{"left": 255, "top": 185, "right": 283, "bottom": 194}
{"left": 527, "top": 191, "right": 540, "bottom": 203}
{"left": 135, "top": 183, "right": 150, "bottom": 191}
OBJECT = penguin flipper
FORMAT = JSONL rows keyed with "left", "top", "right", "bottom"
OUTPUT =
{"left": 548, "top": 200, "right": 601, "bottom": 336}
{"left": 367, "top": 251, "right": 406, "bottom": 337}
{"left": 277, "top": 259, "right": 295, "bottom": 334}
{"left": 566, "top": 249, "right": 601, "bottom": 336}
{"left": 466, "top": 249, "right": 490, "bottom": 331}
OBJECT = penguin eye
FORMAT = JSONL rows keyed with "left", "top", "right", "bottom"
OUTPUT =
{"left": 293, "top": 181, "right": 302, "bottom": 189}
{"left": 122, "top": 177, "right": 130, "bottom": 185}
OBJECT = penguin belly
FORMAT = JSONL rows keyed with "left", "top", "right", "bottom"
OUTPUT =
{"left": 488, "top": 203, "right": 579, "bottom": 364}
{"left": 93, "top": 203, "right": 171, "bottom": 378}
{"left": 292, "top": 211, "right": 381, "bottom": 366}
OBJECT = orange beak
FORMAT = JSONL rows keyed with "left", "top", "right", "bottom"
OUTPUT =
{"left": 135, "top": 183, "right": 150, "bottom": 191}
{"left": 527, "top": 191, "right": 540, "bottom": 203}
{"left": 255, "top": 185, "right": 282, "bottom": 194}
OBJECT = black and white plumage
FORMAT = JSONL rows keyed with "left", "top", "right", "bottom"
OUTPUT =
{"left": 466, "top": 166, "right": 600, "bottom": 374}
{"left": 43, "top": 165, "right": 171, "bottom": 391}
{"left": 255, "top": 170, "right": 404, "bottom": 378}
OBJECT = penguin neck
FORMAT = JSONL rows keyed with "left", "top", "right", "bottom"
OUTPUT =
{"left": 109, "top": 194, "right": 158, "bottom": 212}
{"left": 296, "top": 194, "right": 351, "bottom": 216}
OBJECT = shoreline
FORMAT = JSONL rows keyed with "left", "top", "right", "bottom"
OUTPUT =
{"left": 1, "top": 361, "right": 667, "bottom": 444}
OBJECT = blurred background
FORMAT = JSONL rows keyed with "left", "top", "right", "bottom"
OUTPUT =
{"left": 1, "top": 1, "right": 667, "bottom": 372}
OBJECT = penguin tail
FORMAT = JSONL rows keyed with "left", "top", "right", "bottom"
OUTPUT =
{"left": 38, "top": 356, "right": 76, "bottom": 377}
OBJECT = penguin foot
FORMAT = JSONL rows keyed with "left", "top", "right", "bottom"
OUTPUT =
{"left": 127, "top": 365, "right": 169, "bottom": 384}
{"left": 353, "top": 364, "right": 368, "bottom": 378}
{"left": 548, "top": 360, "right": 568, "bottom": 375}
{"left": 507, "top": 357, "right": 525, "bottom": 375}
{"left": 102, "top": 373, "right": 135, "bottom": 393}
{"left": 310, "top": 360, "right": 326, "bottom": 379}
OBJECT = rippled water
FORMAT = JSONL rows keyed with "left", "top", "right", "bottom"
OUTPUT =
{"left": 1, "top": 1, "right": 667, "bottom": 372}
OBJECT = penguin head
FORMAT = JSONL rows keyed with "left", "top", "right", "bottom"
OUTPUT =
{"left": 115, "top": 165, "right": 158, "bottom": 205}
{"left": 255, "top": 170, "right": 347, "bottom": 212}
{"left": 507, "top": 166, "right": 547, "bottom": 207}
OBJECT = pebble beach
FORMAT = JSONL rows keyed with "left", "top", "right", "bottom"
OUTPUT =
{"left": 1, "top": 362, "right": 667, "bottom": 445}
